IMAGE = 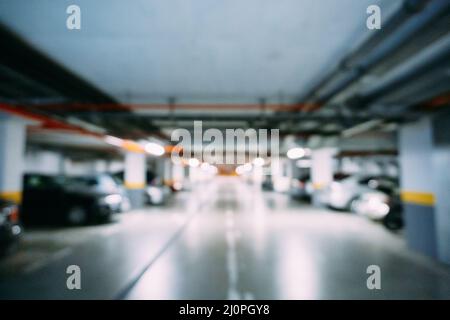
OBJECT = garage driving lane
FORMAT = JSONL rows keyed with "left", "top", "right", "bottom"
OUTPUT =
{"left": 1, "top": 178, "right": 450, "bottom": 299}
{"left": 125, "top": 178, "right": 450, "bottom": 299}
{"left": 0, "top": 191, "right": 200, "bottom": 299}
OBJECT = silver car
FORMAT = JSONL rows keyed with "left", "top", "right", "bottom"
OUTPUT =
{"left": 321, "top": 175, "right": 398, "bottom": 211}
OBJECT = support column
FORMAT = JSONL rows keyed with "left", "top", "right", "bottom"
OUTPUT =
{"left": 163, "top": 157, "right": 172, "bottom": 187}
{"left": 399, "top": 117, "right": 437, "bottom": 258}
{"left": 311, "top": 148, "right": 334, "bottom": 206}
{"left": 431, "top": 113, "right": 450, "bottom": 264}
{"left": 124, "top": 152, "right": 146, "bottom": 208}
{"left": 172, "top": 161, "right": 184, "bottom": 191}
{"left": 0, "top": 113, "right": 27, "bottom": 204}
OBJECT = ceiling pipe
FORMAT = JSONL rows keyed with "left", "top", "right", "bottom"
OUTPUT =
{"left": 298, "top": 0, "right": 447, "bottom": 110}
{"left": 346, "top": 33, "right": 450, "bottom": 109}
{"left": 341, "top": 119, "right": 384, "bottom": 138}
{"left": 316, "top": 0, "right": 450, "bottom": 106}
{"left": 64, "top": 112, "right": 403, "bottom": 123}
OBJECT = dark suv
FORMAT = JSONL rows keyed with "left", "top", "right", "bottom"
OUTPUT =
{"left": 21, "top": 174, "right": 115, "bottom": 226}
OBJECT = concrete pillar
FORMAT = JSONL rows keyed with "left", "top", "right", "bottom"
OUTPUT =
{"left": 270, "top": 157, "right": 290, "bottom": 193}
{"left": 0, "top": 113, "right": 27, "bottom": 204}
{"left": 124, "top": 152, "right": 146, "bottom": 208}
{"left": 311, "top": 148, "right": 334, "bottom": 206}
{"left": 252, "top": 164, "right": 264, "bottom": 187}
{"left": 399, "top": 117, "right": 437, "bottom": 258}
{"left": 163, "top": 157, "right": 172, "bottom": 187}
{"left": 155, "top": 158, "right": 166, "bottom": 184}
{"left": 431, "top": 113, "right": 450, "bottom": 264}
{"left": 172, "top": 161, "right": 184, "bottom": 190}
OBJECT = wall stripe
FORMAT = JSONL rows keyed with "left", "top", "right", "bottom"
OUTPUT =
{"left": 0, "top": 191, "right": 22, "bottom": 204}
{"left": 401, "top": 191, "right": 435, "bottom": 206}
{"left": 125, "top": 182, "right": 146, "bottom": 189}
{"left": 313, "top": 183, "right": 326, "bottom": 190}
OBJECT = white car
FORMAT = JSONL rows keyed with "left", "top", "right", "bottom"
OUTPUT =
{"left": 145, "top": 185, "right": 171, "bottom": 205}
{"left": 321, "top": 175, "right": 398, "bottom": 211}
{"left": 350, "top": 191, "right": 391, "bottom": 220}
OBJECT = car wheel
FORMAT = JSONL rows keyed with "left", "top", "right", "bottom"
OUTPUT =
{"left": 349, "top": 198, "right": 360, "bottom": 214}
{"left": 66, "top": 206, "right": 88, "bottom": 226}
{"left": 383, "top": 213, "right": 403, "bottom": 231}
{"left": 346, "top": 196, "right": 360, "bottom": 213}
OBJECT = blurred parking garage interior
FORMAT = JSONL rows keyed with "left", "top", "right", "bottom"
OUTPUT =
{"left": 0, "top": 0, "right": 450, "bottom": 300}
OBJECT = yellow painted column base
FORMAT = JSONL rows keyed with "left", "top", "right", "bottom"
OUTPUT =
{"left": 401, "top": 191, "right": 435, "bottom": 206}
{"left": 0, "top": 191, "right": 22, "bottom": 204}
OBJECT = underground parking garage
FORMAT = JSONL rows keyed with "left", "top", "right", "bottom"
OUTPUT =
{"left": 0, "top": 0, "right": 450, "bottom": 303}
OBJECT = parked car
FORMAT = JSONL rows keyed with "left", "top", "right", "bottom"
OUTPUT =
{"left": 262, "top": 174, "right": 274, "bottom": 191}
{"left": 290, "top": 175, "right": 313, "bottom": 200}
{"left": 21, "top": 174, "right": 116, "bottom": 226}
{"left": 382, "top": 207, "right": 404, "bottom": 231}
{"left": 351, "top": 186, "right": 404, "bottom": 230}
{"left": 72, "top": 174, "right": 130, "bottom": 213}
{"left": 145, "top": 178, "right": 172, "bottom": 205}
{"left": 0, "top": 199, "right": 21, "bottom": 255}
{"left": 321, "top": 175, "right": 398, "bottom": 211}
{"left": 113, "top": 170, "right": 172, "bottom": 205}
{"left": 112, "top": 170, "right": 156, "bottom": 186}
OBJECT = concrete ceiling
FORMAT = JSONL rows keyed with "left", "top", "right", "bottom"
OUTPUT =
{"left": 0, "top": 0, "right": 400, "bottom": 105}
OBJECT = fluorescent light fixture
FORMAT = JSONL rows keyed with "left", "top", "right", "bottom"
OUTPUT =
{"left": 287, "top": 147, "right": 306, "bottom": 159}
{"left": 243, "top": 163, "right": 253, "bottom": 172}
{"left": 104, "top": 135, "right": 124, "bottom": 147}
{"left": 145, "top": 142, "right": 165, "bottom": 156}
{"left": 253, "top": 157, "right": 265, "bottom": 166}
{"left": 188, "top": 158, "right": 200, "bottom": 167}
{"left": 235, "top": 165, "right": 244, "bottom": 175}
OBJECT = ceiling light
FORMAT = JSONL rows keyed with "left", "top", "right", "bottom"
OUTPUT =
{"left": 235, "top": 165, "right": 244, "bottom": 175}
{"left": 287, "top": 147, "right": 306, "bottom": 159}
{"left": 188, "top": 158, "right": 200, "bottom": 167}
{"left": 145, "top": 142, "right": 165, "bottom": 156}
{"left": 104, "top": 135, "right": 124, "bottom": 147}
{"left": 253, "top": 157, "right": 265, "bottom": 166}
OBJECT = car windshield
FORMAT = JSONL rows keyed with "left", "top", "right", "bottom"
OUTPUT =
{"left": 24, "top": 175, "right": 67, "bottom": 189}
{"left": 72, "top": 175, "right": 118, "bottom": 192}
{"left": 358, "top": 176, "right": 399, "bottom": 192}
{"left": 334, "top": 173, "right": 351, "bottom": 181}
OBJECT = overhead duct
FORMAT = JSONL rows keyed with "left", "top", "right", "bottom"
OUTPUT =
{"left": 298, "top": 0, "right": 449, "bottom": 109}
{"left": 346, "top": 34, "right": 450, "bottom": 110}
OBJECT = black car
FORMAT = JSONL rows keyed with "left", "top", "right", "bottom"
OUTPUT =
{"left": 290, "top": 174, "right": 313, "bottom": 200}
{"left": 0, "top": 199, "right": 21, "bottom": 255}
{"left": 21, "top": 174, "right": 115, "bottom": 226}
{"left": 71, "top": 174, "right": 130, "bottom": 213}
{"left": 261, "top": 174, "right": 274, "bottom": 191}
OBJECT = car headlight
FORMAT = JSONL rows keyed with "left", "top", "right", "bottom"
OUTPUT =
{"left": 363, "top": 192, "right": 391, "bottom": 218}
{"left": 100, "top": 194, "right": 122, "bottom": 205}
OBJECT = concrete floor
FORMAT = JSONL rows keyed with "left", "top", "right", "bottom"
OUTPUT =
{"left": 1, "top": 177, "right": 449, "bottom": 299}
